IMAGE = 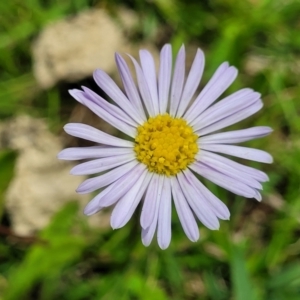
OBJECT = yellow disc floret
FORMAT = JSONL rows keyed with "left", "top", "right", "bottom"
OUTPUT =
{"left": 134, "top": 114, "right": 199, "bottom": 176}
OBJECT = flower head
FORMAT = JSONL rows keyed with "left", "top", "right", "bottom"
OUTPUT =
{"left": 58, "top": 44, "right": 272, "bottom": 249}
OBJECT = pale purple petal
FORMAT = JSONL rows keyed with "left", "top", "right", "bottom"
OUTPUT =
{"left": 58, "top": 146, "right": 134, "bottom": 161}
{"left": 70, "top": 88, "right": 137, "bottom": 127}
{"left": 191, "top": 88, "right": 252, "bottom": 121}
{"left": 100, "top": 164, "right": 147, "bottom": 207}
{"left": 111, "top": 170, "right": 151, "bottom": 229}
{"left": 70, "top": 154, "right": 135, "bottom": 175}
{"left": 158, "top": 44, "right": 172, "bottom": 114}
{"left": 170, "top": 45, "right": 185, "bottom": 116}
{"left": 190, "top": 162, "right": 258, "bottom": 198}
{"left": 184, "top": 62, "right": 238, "bottom": 124}
{"left": 93, "top": 69, "right": 144, "bottom": 124}
{"left": 171, "top": 177, "right": 199, "bottom": 242}
{"left": 64, "top": 123, "right": 134, "bottom": 148}
{"left": 83, "top": 164, "right": 146, "bottom": 215}
{"left": 74, "top": 90, "right": 136, "bottom": 137}
{"left": 183, "top": 169, "right": 230, "bottom": 220}
{"left": 140, "top": 174, "right": 159, "bottom": 229}
{"left": 196, "top": 100, "right": 263, "bottom": 136}
{"left": 77, "top": 160, "right": 138, "bottom": 194}
{"left": 199, "top": 126, "right": 273, "bottom": 144}
{"left": 157, "top": 177, "right": 172, "bottom": 249}
{"left": 82, "top": 100, "right": 135, "bottom": 137}
{"left": 115, "top": 53, "right": 146, "bottom": 120}
{"left": 139, "top": 50, "right": 159, "bottom": 115}
{"left": 254, "top": 190, "right": 262, "bottom": 202}
{"left": 128, "top": 54, "right": 155, "bottom": 116}
{"left": 69, "top": 89, "right": 84, "bottom": 104}
{"left": 83, "top": 201, "right": 104, "bottom": 217}
{"left": 82, "top": 87, "right": 137, "bottom": 126}
{"left": 200, "top": 144, "right": 273, "bottom": 163}
{"left": 177, "top": 172, "right": 220, "bottom": 230}
{"left": 196, "top": 150, "right": 269, "bottom": 182}
{"left": 141, "top": 206, "right": 159, "bottom": 246}
{"left": 176, "top": 48, "right": 205, "bottom": 117}
{"left": 141, "top": 179, "right": 163, "bottom": 246}
{"left": 191, "top": 88, "right": 258, "bottom": 129}
{"left": 196, "top": 152, "right": 262, "bottom": 190}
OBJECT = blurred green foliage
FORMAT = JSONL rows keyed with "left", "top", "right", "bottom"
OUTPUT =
{"left": 1, "top": 0, "right": 300, "bottom": 299}
{"left": 0, "top": 151, "right": 17, "bottom": 219}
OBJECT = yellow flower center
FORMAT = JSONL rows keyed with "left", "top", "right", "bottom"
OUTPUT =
{"left": 134, "top": 114, "right": 199, "bottom": 176}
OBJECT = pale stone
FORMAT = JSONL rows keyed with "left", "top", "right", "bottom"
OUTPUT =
{"left": 1, "top": 116, "right": 109, "bottom": 236}
{"left": 32, "top": 8, "right": 138, "bottom": 89}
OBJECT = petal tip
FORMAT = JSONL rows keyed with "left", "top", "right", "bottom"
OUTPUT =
{"left": 57, "top": 150, "right": 65, "bottom": 160}
{"left": 142, "top": 240, "right": 150, "bottom": 247}
{"left": 266, "top": 155, "right": 274, "bottom": 164}
{"left": 69, "top": 167, "right": 80, "bottom": 175}
{"left": 83, "top": 205, "right": 98, "bottom": 216}
{"left": 159, "top": 243, "right": 169, "bottom": 250}
{"left": 68, "top": 88, "right": 79, "bottom": 95}
{"left": 76, "top": 186, "right": 85, "bottom": 194}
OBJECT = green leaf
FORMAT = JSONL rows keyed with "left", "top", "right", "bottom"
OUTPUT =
{"left": 4, "top": 202, "right": 85, "bottom": 300}
{"left": 268, "top": 263, "right": 300, "bottom": 289}
{"left": 230, "top": 244, "right": 256, "bottom": 300}
{"left": 0, "top": 150, "right": 17, "bottom": 218}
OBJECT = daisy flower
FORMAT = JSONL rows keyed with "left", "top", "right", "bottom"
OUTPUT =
{"left": 58, "top": 44, "right": 272, "bottom": 249}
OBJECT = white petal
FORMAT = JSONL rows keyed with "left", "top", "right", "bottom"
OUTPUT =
{"left": 190, "top": 162, "right": 258, "bottom": 198}
{"left": 157, "top": 177, "right": 172, "bottom": 249}
{"left": 77, "top": 160, "right": 138, "bottom": 194}
{"left": 176, "top": 48, "right": 205, "bottom": 117}
{"left": 170, "top": 45, "right": 185, "bottom": 116}
{"left": 115, "top": 53, "right": 146, "bottom": 120}
{"left": 184, "top": 62, "right": 238, "bottom": 124}
{"left": 199, "top": 126, "right": 273, "bottom": 144}
{"left": 177, "top": 172, "right": 220, "bottom": 230}
{"left": 58, "top": 146, "right": 133, "bottom": 161}
{"left": 64, "top": 123, "right": 134, "bottom": 147}
{"left": 139, "top": 49, "right": 159, "bottom": 115}
{"left": 171, "top": 177, "right": 199, "bottom": 242}
{"left": 93, "top": 69, "right": 144, "bottom": 124}
{"left": 110, "top": 170, "right": 151, "bottom": 229}
{"left": 158, "top": 44, "right": 172, "bottom": 114}
{"left": 200, "top": 144, "right": 273, "bottom": 163}
{"left": 70, "top": 153, "right": 135, "bottom": 175}
{"left": 183, "top": 169, "right": 230, "bottom": 220}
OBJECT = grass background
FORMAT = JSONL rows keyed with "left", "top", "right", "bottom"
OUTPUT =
{"left": 0, "top": 0, "right": 300, "bottom": 299}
